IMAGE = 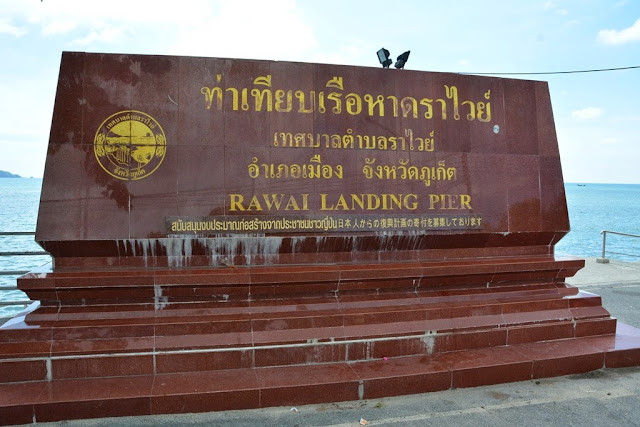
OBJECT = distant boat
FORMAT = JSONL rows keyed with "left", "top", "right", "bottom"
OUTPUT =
{"left": 577, "top": 184, "right": 586, "bottom": 187}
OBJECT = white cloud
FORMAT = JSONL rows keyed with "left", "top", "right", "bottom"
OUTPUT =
{"left": 309, "top": 40, "right": 369, "bottom": 66}
{"left": 571, "top": 107, "right": 603, "bottom": 120}
{"left": 71, "top": 25, "right": 128, "bottom": 46}
{"left": 42, "top": 20, "right": 77, "bottom": 36}
{"left": 0, "top": 80, "right": 54, "bottom": 137}
{"left": 0, "top": 0, "right": 316, "bottom": 60}
{"left": 0, "top": 21, "right": 27, "bottom": 37}
{"left": 543, "top": 1, "right": 569, "bottom": 15}
{"left": 602, "top": 137, "right": 618, "bottom": 144}
{"left": 597, "top": 18, "right": 640, "bottom": 45}
{"left": 168, "top": 0, "right": 316, "bottom": 62}
{"left": 0, "top": 0, "right": 223, "bottom": 44}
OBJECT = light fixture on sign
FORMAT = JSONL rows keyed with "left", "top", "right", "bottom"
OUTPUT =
{"left": 377, "top": 48, "right": 392, "bottom": 68}
{"left": 394, "top": 51, "right": 410, "bottom": 69}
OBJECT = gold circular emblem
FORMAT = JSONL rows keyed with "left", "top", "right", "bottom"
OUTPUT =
{"left": 94, "top": 110, "right": 166, "bottom": 180}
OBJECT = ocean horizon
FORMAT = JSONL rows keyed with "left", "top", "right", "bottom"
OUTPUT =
{"left": 1, "top": 178, "right": 638, "bottom": 257}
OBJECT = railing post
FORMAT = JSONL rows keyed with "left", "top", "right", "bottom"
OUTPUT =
{"left": 597, "top": 230, "right": 610, "bottom": 263}
{"left": 0, "top": 231, "right": 44, "bottom": 310}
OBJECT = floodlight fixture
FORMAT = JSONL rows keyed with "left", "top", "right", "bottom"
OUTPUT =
{"left": 377, "top": 48, "right": 392, "bottom": 68}
{"left": 394, "top": 50, "right": 410, "bottom": 69}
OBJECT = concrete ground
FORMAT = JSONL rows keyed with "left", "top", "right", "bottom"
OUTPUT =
{"left": 567, "top": 257, "right": 640, "bottom": 329}
{"left": 10, "top": 257, "right": 640, "bottom": 426}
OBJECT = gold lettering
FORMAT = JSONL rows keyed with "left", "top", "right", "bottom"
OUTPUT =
{"left": 351, "top": 194, "right": 365, "bottom": 210}
{"left": 322, "top": 193, "right": 419, "bottom": 211}
{"left": 230, "top": 194, "right": 313, "bottom": 212}
{"left": 229, "top": 194, "right": 245, "bottom": 211}
{"left": 429, "top": 194, "right": 440, "bottom": 210}
{"left": 460, "top": 194, "right": 472, "bottom": 209}
{"left": 284, "top": 195, "right": 301, "bottom": 210}
{"left": 201, "top": 76, "right": 491, "bottom": 127}
{"left": 428, "top": 194, "right": 472, "bottom": 210}
{"left": 334, "top": 195, "right": 350, "bottom": 210}
{"left": 366, "top": 194, "right": 380, "bottom": 210}
{"left": 404, "top": 194, "right": 418, "bottom": 210}
{"left": 386, "top": 194, "right": 401, "bottom": 210}
{"left": 262, "top": 194, "right": 284, "bottom": 210}
{"left": 447, "top": 194, "right": 459, "bottom": 210}
{"left": 247, "top": 195, "right": 263, "bottom": 211}
{"left": 320, "top": 194, "right": 333, "bottom": 210}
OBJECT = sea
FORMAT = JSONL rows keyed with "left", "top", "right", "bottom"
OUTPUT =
{"left": 0, "top": 179, "right": 639, "bottom": 317}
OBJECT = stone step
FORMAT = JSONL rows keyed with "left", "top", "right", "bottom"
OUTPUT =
{"left": 18, "top": 257, "right": 585, "bottom": 306}
{"left": 0, "top": 286, "right": 605, "bottom": 343}
{"left": 0, "top": 312, "right": 617, "bottom": 384}
{"left": 2, "top": 325, "right": 640, "bottom": 426}
{"left": 1, "top": 283, "right": 600, "bottom": 340}
{"left": 0, "top": 317, "right": 618, "bottom": 384}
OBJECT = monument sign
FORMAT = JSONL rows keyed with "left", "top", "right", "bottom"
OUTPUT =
{"left": 35, "top": 51, "right": 568, "bottom": 272}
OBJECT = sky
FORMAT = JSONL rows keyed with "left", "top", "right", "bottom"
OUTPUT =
{"left": 0, "top": 0, "right": 638, "bottom": 183}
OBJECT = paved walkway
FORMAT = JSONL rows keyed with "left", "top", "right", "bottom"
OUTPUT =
{"left": 567, "top": 256, "right": 640, "bottom": 287}
{"left": 9, "top": 257, "right": 640, "bottom": 426}
{"left": 567, "top": 257, "right": 640, "bottom": 330}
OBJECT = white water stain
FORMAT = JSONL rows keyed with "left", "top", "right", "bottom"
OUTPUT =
{"left": 154, "top": 285, "right": 168, "bottom": 310}
{"left": 119, "top": 236, "right": 286, "bottom": 267}
{"left": 119, "top": 230, "right": 427, "bottom": 267}
{"left": 421, "top": 331, "right": 436, "bottom": 355}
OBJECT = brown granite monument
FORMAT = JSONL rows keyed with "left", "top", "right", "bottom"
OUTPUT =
{"left": 2, "top": 51, "right": 640, "bottom": 424}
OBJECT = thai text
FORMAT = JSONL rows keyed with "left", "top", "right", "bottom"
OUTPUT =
{"left": 363, "top": 159, "right": 456, "bottom": 187}
{"left": 201, "top": 75, "right": 492, "bottom": 123}
{"left": 167, "top": 214, "right": 483, "bottom": 235}
{"left": 273, "top": 128, "right": 434, "bottom": 152}
{"left": 249, "top": 154, "right": 343, "bottom": 179}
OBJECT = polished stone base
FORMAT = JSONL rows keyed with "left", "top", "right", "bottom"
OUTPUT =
{"left": 2, "top": 256, "right": 640, "bottom": 425}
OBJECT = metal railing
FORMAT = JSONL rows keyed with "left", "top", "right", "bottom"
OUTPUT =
{"left": 0, "top": 232, "right": 49, "bottom": 308}
{"left": 597, "top": 230, "right": 640, "bottom": 264}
